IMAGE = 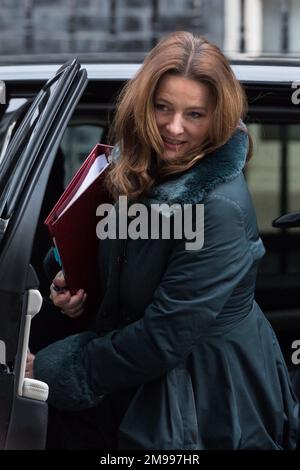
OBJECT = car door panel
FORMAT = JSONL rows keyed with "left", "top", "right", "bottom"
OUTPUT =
{"left": 0, "top": 60, "right": 87, "bottom": 449}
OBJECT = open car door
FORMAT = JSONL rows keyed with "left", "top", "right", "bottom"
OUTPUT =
{"left": 0, "top": 59, "right": 87, "bottom": 449}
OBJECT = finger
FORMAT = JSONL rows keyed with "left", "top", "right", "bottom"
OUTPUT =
{"left": 61, "top": 293, "right": 87, "bottom": 317}
{"left": 64, "top": 308, "right": 85, "bottom": 319}
{"left": 51, "top": 294, "right": 72, "bottom": 308}
{"left": 50, "top": 287, "right": 71, "bottom": 306}
{"left": 65, "top": 290, "right": 86, "bottom": 310}
{"left": 50, "top": 283, "right": 64, "bottom": 296}
{"left": 25, "top": 368, "right": 34, "bottom": 379}
{"left": 52, "top": 278, "right": 66, "bottom": 289}
{"left": 50, "top": 282, "right": 66, "bottom": 293}
{"left": 52, "top": 270, "right": 66, "bottom": 287}
{"left": 54, "top": 270, "right": 65, "bottom": 281}
{"left": 61, "top": 302, "right": 82, "bottom": 315}
{"left": 64, "top": 301, "right": 85, "bottom": 314}
{"left": 61, "top": 305, "right": 85, "bottom": 318}
{"left": 26, "top": 352, "right": 35, "bottom": 361}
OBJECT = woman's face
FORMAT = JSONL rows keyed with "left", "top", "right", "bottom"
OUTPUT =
{"left": 154, "top": 74, "right": 213, "bottom": 160}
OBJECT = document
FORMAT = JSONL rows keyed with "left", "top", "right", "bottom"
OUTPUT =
{"left": 44, "top": 143, "right": 113, "bottom": 314}
{"left": 60, "top": 154, "right": 109, "bottom": 217}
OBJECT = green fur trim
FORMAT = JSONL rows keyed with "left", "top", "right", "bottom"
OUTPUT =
{"left": 143, "top": 129, "right": 248, "bottom": 206}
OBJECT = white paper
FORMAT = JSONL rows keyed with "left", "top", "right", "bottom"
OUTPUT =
{"left": 60, "top": 153, "right": 108, "bottom": 217}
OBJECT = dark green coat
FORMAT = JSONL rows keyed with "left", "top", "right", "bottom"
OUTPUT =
{"left": 34, "top": 130, "right": 299, "bottom": 449}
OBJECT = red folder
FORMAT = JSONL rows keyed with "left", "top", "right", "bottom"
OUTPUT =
{"left": 44, "top": 143, "right": 113, "bottom": 314}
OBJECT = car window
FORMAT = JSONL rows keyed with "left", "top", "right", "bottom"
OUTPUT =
{"left": 246, "top": 121, "right": 300, "bottom": 311}
{"left": 60, "top": 124, "right": 105, "bottom": 186}
{"left": 0, "top": 61, "right": 82, "bottom": 224}
{"left": 0, "top": 98, "right": 30, "bottom": 165}
{"left": 247, "top": 123, "right": 300, "bottom": 230}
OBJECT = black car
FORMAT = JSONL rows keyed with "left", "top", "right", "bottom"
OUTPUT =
{"left": 0, "top": 59, "right": 300, "bottom": 449}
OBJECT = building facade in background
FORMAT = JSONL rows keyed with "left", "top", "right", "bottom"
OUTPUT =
{"left": 0, "top": 0, "right": 298, "bottom": 62}
{"left": 225, "top": 0, "right": 300, "bottom": 56}
{"left": 0, "top": 0, "right": 223, "bottom": 61}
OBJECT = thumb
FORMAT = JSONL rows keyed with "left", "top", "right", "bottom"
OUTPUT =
{"left": 53, "top": 270, "right": 66, "bottom": 287}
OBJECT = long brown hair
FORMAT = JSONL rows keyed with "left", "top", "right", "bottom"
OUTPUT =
{"left": 107, "top": 31, "right": 249, "bottom": 201}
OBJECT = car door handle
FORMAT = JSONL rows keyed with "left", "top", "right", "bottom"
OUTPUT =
{"left": 22, "top": 378, "right": 48, "bottom": 402}
{"left": 18, "top": 289, "right": 48, "bottom": 401}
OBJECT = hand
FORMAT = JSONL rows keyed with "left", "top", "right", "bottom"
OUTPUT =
{"left": 49, "top": 270, "right": 87, "bottom": 319}
{"left": 25, "top": 351, "right": 35, "bottom": 378}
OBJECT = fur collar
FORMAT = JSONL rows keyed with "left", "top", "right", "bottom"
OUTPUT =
{"left": 111, "top": 129, "right": 248, "bottom": 206}
{"left": 143, "top": 129, "right": 248, "bottom": 206}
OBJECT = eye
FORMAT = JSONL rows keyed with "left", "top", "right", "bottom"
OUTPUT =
{"left": 155, "top": 103, "right": 169, "bottom": 112}
{"left": 189, "top": 111, "right": 204, "bottom": 119}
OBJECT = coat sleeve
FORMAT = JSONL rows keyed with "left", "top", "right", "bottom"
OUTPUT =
{"left": 34, "top": 194, "right": 257, "bottom": 409}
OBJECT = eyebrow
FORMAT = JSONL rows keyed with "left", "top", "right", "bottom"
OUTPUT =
{"left": 186, "top": 106, "right": 208, "bottom": 112}
{"left": 155, "top": 97, "right": 208, "bottom": 112}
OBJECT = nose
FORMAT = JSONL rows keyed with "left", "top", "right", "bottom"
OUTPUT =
{"left": 166, "top": 113, "right": 184, "bottom": 136}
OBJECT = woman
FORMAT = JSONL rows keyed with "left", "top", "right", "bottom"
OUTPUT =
{"left": 30, "top": 31, "right": 299, "bottom": 449}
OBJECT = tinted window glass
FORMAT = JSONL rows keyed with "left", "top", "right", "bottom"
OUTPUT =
{"left": 0, "top": 98, "right": 29, "bottom": 165}
{"left": 246, "top": 122, "right": 300, "bottom": 309}
{"left": 60, "top": 124, "right": 105, "bottom": 185}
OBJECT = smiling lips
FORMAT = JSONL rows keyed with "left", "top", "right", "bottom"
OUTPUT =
{"left": 162, "top": 136, "right": 186, "bottom": 149}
